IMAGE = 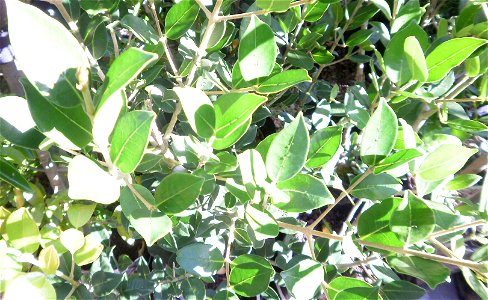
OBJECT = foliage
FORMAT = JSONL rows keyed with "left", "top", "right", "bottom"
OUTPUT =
{"left": 0, "top": 0, "right": 487, "bottom": 299}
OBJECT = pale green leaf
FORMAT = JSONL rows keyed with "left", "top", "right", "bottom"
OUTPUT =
{"left": 174, "top": 87, "right": 215, "bottom": 139}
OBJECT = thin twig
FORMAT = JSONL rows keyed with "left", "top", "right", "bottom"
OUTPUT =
{"left": 124, "top": 177, "right": 157, "bottom": 211}
{"left": 428, "top": 219, "right": 486, "bottom": 238}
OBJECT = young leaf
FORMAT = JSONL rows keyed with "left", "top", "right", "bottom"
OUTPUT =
{"left": 275, "top": 174, "right": 334, "bottom": 212}
{"left": 60, "top": 228, "right": 85, "bottom": 254}
{"left": 0, "top": 157, "right": 32, "bottom": 192}
{"left": 256, "top": 69, "right": 311, "bottom": 94}
{"left": 176, "top": 243, "right": 224, "bottom": 277}
{"left": 22, "top": 78, "right": 92, "bottom": 150}
{"left": 360, "top": 98, "right": 398, "bottom": 165}
{"left": 109, "top": 111, "right": 156, "bottom": 174}
{"left": 358, "top": 198, "right": 404, "bottom": 249}
{"left": 230, "top": 254, "right": 275, "bottom": 297}
{"left": 426, "top": 38, "right": 487, "bottom": 82}
{"left": 93, "top": 48, "right": 157, "bottom": 148}
{"left": 38, "top": 246, "right": 60, "bottom": 275}
{"left": 266, "top": 113, "right": 310, "bottom": 182}
{"left": 446, "top": 174, "right": 482, "bottom": 191}
{"left": 306, "top": 126, "right": 343, "bottom": 168}
{"left": 390, "top": 192, "right": 435, "bottom": 244}
{"left": 417, "top": 144, "right": 477, "bottom": 181}
{"left": 155, "top": 173, "right": 204, "bottom": 214}
{"left": 238, "top": 16, "right": 278, "bottom": 81}
{"left": 3, "top": 273, "right": 56, "bottom": 300}
{"left": 73, "top": 233, "right": 103, "bottom": 266}
{"left": 0, "top": 96, "right": 44, "bottom": 149}
{"left": 67, "top": 203, "right": 97, "bottom": 228}
{"left": 6, "top": 0, "right": 88, "bottom": 107}
{"left": 68, "top": 155, "right": 120, "bottom": 205}
{"left": 388, "top": 256, "right": 450, "bottom": 289}
{"left": 404, "top": 36, "right": 428, "bottom": 82}
{"left": 6, "top": 208, "right": 40, "bottom": 253}
{"left": 256, "top": 0, "right": 291, "bottom": 12}
{"left": 281, "top": 259, "right": 324, "bottom": 300}
{"left": 164, "top": 0, "right": 200, "bottom": 40}
{"left": 373, "top": 149, "right": 423, "bottom": 174}
{"left": 245, "top": 204, "right": 279, "bottom": 241}
{"left": 213, "top": 93, "right": 267, "bottom": 150}
{"left": 174, "top": 87, "right": 215, "bottom": 139}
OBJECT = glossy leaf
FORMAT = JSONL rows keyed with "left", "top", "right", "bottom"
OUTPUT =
{"left": 256, "top": 69, "right": 311, "bottom": 94}
{"left": 281, "top": 258, "right": 324, "bottom": 300}
{"left": 230, "top": 254, "right": 275, "bottom": 297}
{"left": 67, "top": 155, "right": 121, "bottom": 205}
{"left": 6, "top": 0, "right": 88, "bottom": 107}
{"left": 213, "top": 93, "right": 267, "bottom": 150}
{"left": 306, "top": 126, "right": 343, "bottom": 168}
{"left": 130, "top": 209, "right": 172, "bottom": 247}
{"left": 275, "top": 174, "right": 334, "bottom": 212}
{"left": 109, "top": 111, "right": 156, "bottom": 174}
{"left": 328, "top": 277, "right": 378, "bottom": 300}
{"left": 404, "top": 36, "right": 428, "bottom": 82}
{"left": 94, "top": 48, "right": 157, "bottom": 148}
{"left": 245, "top": 204, "right": 279, "bottom": 240}
{"left": 176, "top": 243, "right": 224, "bottom": 277}
{"left": 120, "top": 14, "right": 158, "bottom": 44}
{"left": 0, "top": 157, "right": 32, "bottom": 192}
{"left": 304, "top": 0, "right": 329, "bottom": 22}
{"left": 22, "top": 78, "right": 92, "bottom": 150}
{"left": 174, "top": 87, "right": 215, "bottom": 139}
{"left": 238, "top": 16, "right": 277, "bottom": 81}
{"left": 266, "top": 113, "right": 309, "bottom": 182}
{"left": 390, "top": 192, "right": 435, "bottom": 244}
{"left": 6, "top": 208, "right": 40, "bottom": 253}
{"left": 155, "top": 173, "right": 204, "bottom": 214}
{"left": 417, "top": 144, "right": 477, "bottom": 181}
{"left": 388, "top": 256, "right": 450, "bottom": 289}
{"left": 360, "top": 98, "right": 398, "bottom": 165}
{"left": 165, "top": 0, "right": 200, "bottom": 40}
{"left": 0, "top": 96, "right": 44, "bottom": 149}
{"left": 426, "top": 38, "right": 487, "bottom": 82}
{"left": 351, "top": 173, "right": 402, "bottom": 200}
{"left": 373, "top": 149, "right": 423, "bottom": 174}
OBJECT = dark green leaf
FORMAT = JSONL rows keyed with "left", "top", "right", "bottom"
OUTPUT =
{"left": 92, "top": 271, "right": 123, "bottom": 296}
{"left": 165, "top": 0, "right": 200, "bottom": 40}
{"left": 388, "top": 256, "right": 450, "bottom": 289}
{"left": 0, "top": 157, "right": 32, "bottom": 192}
{"left": 382, "top": 280, "right": 425, "bottom": 300}
{"left": 155, "top": 173, "right": 204, "bottom": 214}
{"left": 120, "top": 14, "right": 159, "bottom": 44}
{"left": 230, "top": 254, "right": 275, "bottom": 297}
{"left": 281, "top": 258, "right": 324, "bottom": 300}
{"left": 245, "top": 204, "right": 279, "bottom": 240}
{"left": 351, "top": 173, "right": 402, "bottom": 200}
{"left": 176, "top": 243, "right": 224, "bottom": 277}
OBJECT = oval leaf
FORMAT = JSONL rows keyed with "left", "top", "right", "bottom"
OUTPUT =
{"left": 230, "top": 254, "right": 275, "bottom": 297}
{"left": 155, "top": 173, "right": 204, "bottom": 214}
{"left": 165, "top": 0, "right": 200, "bottom": 40}
{"left": 174, "top": 87, "right": 215, "bottom": 139}
{"left": 6, "top": 208, "right": 40, "bottom": 253}
{"left": 306, "top": 126, "right": 343, "bottom": 168}
{"left": 245, "top": 204, "right": 279, "bottom": 240}
{"left": 176, "top": 243, "right": 224, "bottom": 277}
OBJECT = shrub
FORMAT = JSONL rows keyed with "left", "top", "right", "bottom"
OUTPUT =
{"left": 0, "top": 0, "right": 487, "bottom": 299}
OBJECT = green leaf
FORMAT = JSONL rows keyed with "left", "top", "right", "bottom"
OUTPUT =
{"left": 94, "top": 48, "right": 157, "bottom": 148}
{"left": 174, "top": 87, "right": 215, "bottom": 139}
{"left": 373, "top": 149, "right": 423, "bottom": 174}
{"left": 447, "top": 119, "right": 488, "bottom": 133}
{"left": 213, "top": 93, "right": 267, "bottom": 150}
{"left": 256, "top": 69, "right": 311, "bottom": 94}
{"left": 390, "top": 192, "right": 435, "bottom": 244}
{"left": 306, "top": 126, "right": 343, "bottom": 168}
{"left": 360, "top": 98, "right": 398, "bottom": 165}
{"left": 388, "top": 256, "right": 450, "bottom": 289}
{"left": 312, "top": 48, "right": 334, "bottom": 65}
{"left": 346, "top": 30, "right": 374, "bottom": 47}
{"left": 3, "top": 272, "right": 56, "bottom": 300}
{"left": 0, "top": 96, "right": 44, "bottom": 149}
{"left": 238, "top": 16, "right": 278, "bottom": 81}
{"left": 73, "top": 233, "right": 103, "bottom": 266}
{"left": 68, "top": 155, "right": 120, "bottom": 205}
{"left": 120, "top": 184, "right": 171, "bottom": 246}
{"left": 22, "top": 78, "right": 92, "bottom": 150}
{"left": 370, "top": 0, "right": 391, "bottom": 20}
{"left": 351, "top": 173, "right": 402, "bottom": 200}
{"left": 304, "top": 0, "right": 329, "bottom": 22}
{"left": 281, "top": 258, "right": 324, "bottom": 300}
{"left": 257, "top": 0, "right": 291, "bottom": 12}
{"left": 461, "top": 267, "right": 488, "bottom": 300}
{"left": 245, "top": 204, "right": 279, "bottom": 241}
{"left": 446, "top": 174, "right": 482, "bottom": 191}
{"left": 238, "top": 149, "right": 267, "bottom": 188}
{"left": 182, "top": 278, "right": 206, "bottom": 300}
{"left": 382, "top": 280, "right": 425, "bottom": 300}
{"left": 60, "top": 228, "right": 85, "bottom": 254}
{"left": 358, "top": 198, "right": 404, "bottom": 248}
{"left": 92, "top": 271, "right": 123, "bottom": 297}
{"left": 6, "top": 208, "right": 40, "bottom": 253}
{"left": 230, "top": 254, "right": 275, "bottom": 297}
{"left": 165, "top": 0, "right": 200, "bottom": 40}
{"left": 288, "top": 49, "right": 316, "bottom": 69}
{"left": 278, "top": 7, "right": 301, "bottom": 34}
{"left": 426, "top": 38, "right": 487, "bottom": 82}
{"left": 38, "top": 246, "right": 60, "bottom": 275}
{"left": 417, "top": 144, "right": 477, "bottom": 181}
{"left": 275, "top": 174, "right": 334, "bottom": 212}
{"left": 390, "top": 0, "right": 423, "bottom": 33}
{"left": 67, "top": 203, "right": 97, "bottom": 228}
{"left": 328, "top": 277, "right": 378, "bottom": 300}
{"left": 6, "top": 0, "right": 88, "bottom": 107}
{"left": 80, "top": 0, "right": 116, "bottom": 15}
{"left": 404, "top": 36, "right": 428, "bottom": 82}
{"left": 176, "top": 243, "right": 224, "bottom": 277}
{"left": 205, "top": 152, "right": 238, "bottom": 174}
{"left": 0, "top": 157, "right": 32, "bottom": 192}
{"left": 155, "top": 173, "right": 204, "bottom": 214}
{"left": 109, "top": 111, "right": 156, "bottom": 174}
{"left": 266, "top": 113, "right": 309, "bottom": 182}
{"left": 79, "top": 15, "right": 108, "bottom": 60}
{"left": 120, "top": 14, "right": 159, "bottom": 44}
